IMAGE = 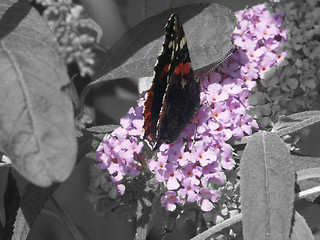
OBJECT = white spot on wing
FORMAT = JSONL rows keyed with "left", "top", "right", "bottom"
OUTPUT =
{"left": 180, "top": 37, "right": 186, "bottom": 49}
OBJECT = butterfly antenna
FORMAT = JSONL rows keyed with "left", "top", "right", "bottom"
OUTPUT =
{"left": 196, "top": 47, "right": 238, "bottom": 81}
{"left": 202, "top": 100, "right": 222, "bottom": 129}
{"left": 191, "top": 121, "right": 198, "bottom": 154}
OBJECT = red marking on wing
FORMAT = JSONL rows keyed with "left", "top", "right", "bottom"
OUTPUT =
{"left": 173, "top": 62, "right": 191, "bottom": 76}
{"left": 143, "top": 90, "right": 154, "bottom": 140}
{"left": 143, "top": 63, "right": 171, "bottom": 146}
{"left": 159, "top": 64, "right": 170, "bottom": 79}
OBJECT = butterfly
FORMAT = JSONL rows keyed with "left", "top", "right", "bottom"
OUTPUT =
{"left": 143, "top": 14, "right": 201, "bottom": 151}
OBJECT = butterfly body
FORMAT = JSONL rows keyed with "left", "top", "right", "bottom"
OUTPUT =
{"left": 143, "top": 14, "right": 200, "bottom": 151}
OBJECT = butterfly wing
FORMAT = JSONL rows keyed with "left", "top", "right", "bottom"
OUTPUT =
{"left": 155, "top": 72, "right": 200, "bottom": 150}
{"left": 143, "top": 14, "right": 176, "bottom": 148}
{"left": 144, "top": 14, "right": 200, "bottom": 150}
{"left": 145, "top": 14, "right": 200, "bottom": 150}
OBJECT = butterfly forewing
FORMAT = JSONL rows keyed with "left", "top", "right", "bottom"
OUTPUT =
{"left": 143, "top": 14, "right": 176, "bottom": 148}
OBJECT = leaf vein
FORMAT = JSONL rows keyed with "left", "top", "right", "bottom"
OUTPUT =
{"left": 1, "top": 41, "right": 45, "bottom": 166}
{"left": 262, "top": 133, "right": 270, "bottom": 238}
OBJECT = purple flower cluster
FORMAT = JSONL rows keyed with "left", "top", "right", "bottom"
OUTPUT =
{"left": 96, "top": 4, "right": 286, "bottom": 212}
{"left": 234, "top": 4, "right": 286, "bottom": 81}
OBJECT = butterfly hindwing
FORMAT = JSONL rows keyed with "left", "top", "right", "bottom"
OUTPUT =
{"left": 155, "top": 73, "right": 200, "bottom": 150}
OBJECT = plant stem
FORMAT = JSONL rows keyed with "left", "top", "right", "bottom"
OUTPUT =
{"left": 50, "top": 196, "right": 84, "bottom": 240}
{"left": 296, "top": 186, "right": 320, "bottom": 199}
{"left": 190, "top": 213, "right": 242, "bottom": 240}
